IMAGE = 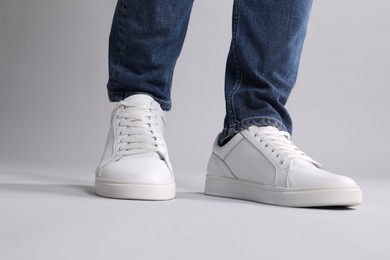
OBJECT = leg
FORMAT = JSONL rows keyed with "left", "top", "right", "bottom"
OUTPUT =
{"left": 107, "top": 0, "right": 194, "bottom": 110}
{"left": 220, "top": 0, "right": 312, "bottom": 144}
{"left": 205, "top": 0, "right": 362, "bottom": 207}
{"left": 96, "top": 0, "right": 194, "bottom": 200}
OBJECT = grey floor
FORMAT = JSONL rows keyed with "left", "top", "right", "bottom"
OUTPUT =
{"left": 0, "top": 165, "right": 389, "bottom": 260}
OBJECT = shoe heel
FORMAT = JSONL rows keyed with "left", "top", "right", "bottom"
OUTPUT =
{"left": 204, "top": 176, "right": 251, "bottom": 200}
{"left": 206, "top": 153, "right": 235, "bottom": 178}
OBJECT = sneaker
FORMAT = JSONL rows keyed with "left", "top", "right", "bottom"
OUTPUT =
{"left": 204, "top": 126, "right": 362, "bottom": 207}
{"left": 95, "top": 94, "right": 175, "bottom": 200}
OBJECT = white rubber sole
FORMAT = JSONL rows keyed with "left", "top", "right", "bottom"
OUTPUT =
{"left": 204, "top": 176, "right": 362, "bottom": 207}
{"left": 95, "top": 180, "right": 175, "bottom": 200}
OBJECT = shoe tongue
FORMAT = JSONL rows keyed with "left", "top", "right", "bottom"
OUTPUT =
{"left": 123, "top": 94, "right": 155, "bottom": 104}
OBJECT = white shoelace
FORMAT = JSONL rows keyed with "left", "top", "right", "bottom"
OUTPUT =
{"left": 115, "top": 100, "right": 165, "bottom": 160}
{"left": 248, "top": 126, "right": 321, "bottom": 167}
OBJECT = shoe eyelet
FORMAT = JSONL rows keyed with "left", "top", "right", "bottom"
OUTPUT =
{"left": 280, "top": 161, "right": 284, "bottom": 165}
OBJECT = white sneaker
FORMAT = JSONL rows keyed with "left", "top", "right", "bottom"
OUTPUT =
{"left": 95, "top": 94, "right": 175, "bottom": 200}
{"left": 204, "top": 126, "right": 362, "bottom": 207}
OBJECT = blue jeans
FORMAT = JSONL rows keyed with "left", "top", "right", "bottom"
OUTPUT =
{"left": 107, "top": 0, "right": 313, "bottom": 145}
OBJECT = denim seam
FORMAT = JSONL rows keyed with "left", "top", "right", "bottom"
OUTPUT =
{"left": 111, "top": 0, "right": 128, "bottom": 81}
{"left": 231, "top": 116, "right": 288, "bottom": 134}
{"left": 219, "top": 116, "right": 288, "bottom": 145}
{"left": 167, "top": 65, "right": 175, "bottom": 102}
{"left": 227, "top": 0, "right": 243, "bottom": 137}
{"left": 108, "top": 90, "right": 171, "bottom": 111}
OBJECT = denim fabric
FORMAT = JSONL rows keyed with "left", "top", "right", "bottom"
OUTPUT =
{"left": 107, "top": 0, "right": 313, "bottom": 145}
{"left": 107, "top": 0, "right": 194, "bottom": 109}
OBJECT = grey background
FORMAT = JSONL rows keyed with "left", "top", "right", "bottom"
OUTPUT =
{"left": 0, "top": 0, "right": 390, "bottom": 177}
{"left": 1, "top": 0, "right": 389, "bottom": 259}
{"left": 0, "top": 0, "right": 389, "bottom": 179}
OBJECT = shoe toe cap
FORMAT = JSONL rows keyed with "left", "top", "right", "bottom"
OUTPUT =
{"left": 97, "top": 157, "right": 173, "bottom": 185}
{"left": 288, "top": 159, "right": 359, "bottom": 189}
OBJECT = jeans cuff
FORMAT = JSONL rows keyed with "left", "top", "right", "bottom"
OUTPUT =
{"left": 218, "top": 116, "right": 289, "bottom": 146}
{"left": 108, "top": 91, "right": 172, "bottom": 111}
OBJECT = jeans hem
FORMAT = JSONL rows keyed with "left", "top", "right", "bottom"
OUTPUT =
{"left": 218, "top": 116, "right": 289, "bottom": 146}
{"left": 108, "top": 91, "right": 172, "bottom": 111}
